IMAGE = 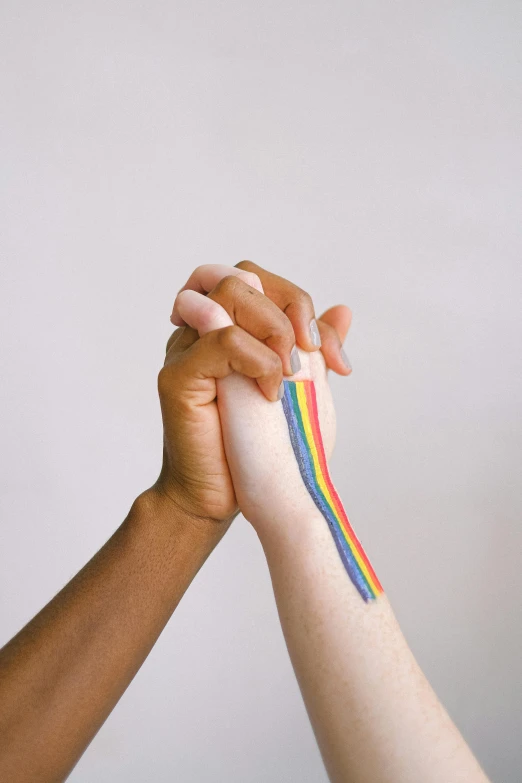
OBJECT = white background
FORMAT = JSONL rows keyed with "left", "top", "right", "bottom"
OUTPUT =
{"left": 1, "top": 1, "right": 521, "bottom": 781}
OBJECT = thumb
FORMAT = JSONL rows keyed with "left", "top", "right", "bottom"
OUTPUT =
{"left": 175, "top": 289, "right": 234, "bottom": 335}
{"left": 318, "top": 305, "right": 352, "bottom": 344}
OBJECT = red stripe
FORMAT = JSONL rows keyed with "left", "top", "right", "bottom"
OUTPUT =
{"left": 303, "top": 380, "right": 383, "bottom": 594}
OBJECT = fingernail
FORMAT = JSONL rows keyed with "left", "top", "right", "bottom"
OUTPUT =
{"left": 340, "top": 347, "right": 352, "bottom": 371}
{"left": 277, "top": 380, "right": 285, "bottom": 400}
{"left": 290, "top": 345, "right": 301, "bottom": 374}
{"left": 309, "top": 319, "right": 321, "bottom": 347}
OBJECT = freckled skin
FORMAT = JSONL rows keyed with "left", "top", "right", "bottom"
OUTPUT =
{"left": 212, "top": 323, "right": 490, "bottom": 783}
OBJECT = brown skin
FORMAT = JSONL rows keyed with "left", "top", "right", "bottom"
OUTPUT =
{"left": 0, "top": 262, "right": 351, "bottom": 782}
{"left": 235, "top": 260, "right": 352, "bottom": 375}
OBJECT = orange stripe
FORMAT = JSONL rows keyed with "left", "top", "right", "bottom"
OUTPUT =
{"left": 303, "top": 380, "right": 383, "bottom": 594}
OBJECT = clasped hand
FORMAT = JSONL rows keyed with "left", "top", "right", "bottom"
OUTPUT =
{"left": 155, "top": 260, "right": 352, "bottom": 532}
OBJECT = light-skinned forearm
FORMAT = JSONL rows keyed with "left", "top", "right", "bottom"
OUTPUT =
{"left": 0, "top": 489, "right": 226, "bottom": 783}
{"left": 258, "top": 510, "right": 489, "bottom": 783}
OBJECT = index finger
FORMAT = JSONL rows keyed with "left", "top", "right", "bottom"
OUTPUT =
{"left": 171, "top": 265, "right": 264, "bottom": 326}
{"left": 235, "top": 260, "right": 321, "bottom": 353}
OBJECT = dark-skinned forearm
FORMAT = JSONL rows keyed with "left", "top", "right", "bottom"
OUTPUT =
{"left": 0, "top": 489, "right": 227, "bottom": 783}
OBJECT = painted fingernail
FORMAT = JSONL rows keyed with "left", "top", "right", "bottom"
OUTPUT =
{"left": 309, "top": 319, "right": 321, "bottom": 347}
{"left": 290, "top": 345, "right": 301, "bottom": 374}
{"left": 340, "top": 347, "right": 352, "bottom": 371}
{"left": 277, "top": 380, "right": 285, "bottom": 401}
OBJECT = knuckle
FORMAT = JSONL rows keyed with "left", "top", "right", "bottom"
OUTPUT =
{"left": 265, "top": 349, "right": 282, "bottom": 375}
{"left": 295, "top": 286, "right": 314, "bottom": 311}
{"left": 269, "top": 314, "right": 295, "bottom": 346}
{"left": 235, "top": 259, "right": 255, "bottom": 272}
{"left": 238, "top": 270, "right": 262, "bottom": 291}
{"left": 165, "top": 326, "right": 184, "bottom": 354}
{"left": 215, "top": 324, "right": 241, "bottom": 352}
{"left": 214, "top": 274, "right": 241, "bottom": 297}
{"left": 157, "top": 365, "right": 175, "bottom": 397}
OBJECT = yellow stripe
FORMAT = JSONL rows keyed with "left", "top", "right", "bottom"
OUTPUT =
{"left": 295, "top": 382, "right": 380, "bottom": 595}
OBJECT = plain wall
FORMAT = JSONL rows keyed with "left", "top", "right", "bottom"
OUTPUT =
{"left": 1, "top": 2, "right": 521, "bottom": 781}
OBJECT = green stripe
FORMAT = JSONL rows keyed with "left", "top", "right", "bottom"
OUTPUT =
{"left": 289, "top": 383, "right": 375, "bottom": 598}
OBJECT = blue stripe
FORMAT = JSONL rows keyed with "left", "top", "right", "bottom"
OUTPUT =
{"left": 282, "top": 382, "right": 372, "bottom": 602}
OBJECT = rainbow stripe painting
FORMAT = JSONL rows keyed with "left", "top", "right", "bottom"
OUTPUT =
{"left": 281, "top": 380, "right": 383, "bottom": 602}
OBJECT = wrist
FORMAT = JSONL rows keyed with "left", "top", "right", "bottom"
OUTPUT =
{"left": 250, "top": 501, "right": 325, "bottom": 552}
{"left": 129, "top": 486, "right": 232, "bottom": 552}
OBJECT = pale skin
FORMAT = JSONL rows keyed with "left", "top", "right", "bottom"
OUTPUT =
{"left": 0, "top": 262, "right": 489, "bottom": 782}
